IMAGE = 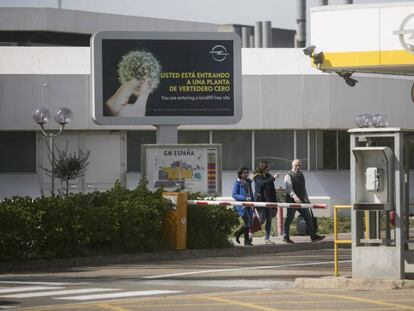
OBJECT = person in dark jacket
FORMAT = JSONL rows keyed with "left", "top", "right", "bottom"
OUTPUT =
{"left": 283, "top": 159, "right": 325, "bottom": 243}
{"left": 232, "top": 167, "right": 254, "bottom": 246}
{"left": 252, "top": 161, "right": 279, "bottom": 244}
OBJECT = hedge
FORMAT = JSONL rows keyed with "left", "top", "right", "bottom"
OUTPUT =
{"left": 0, "top": 183, "right": 239, "bottom": 261}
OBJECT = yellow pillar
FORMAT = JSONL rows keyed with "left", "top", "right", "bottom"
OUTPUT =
{"left": 162, "top": 192, "right": 187, "bottom": 250}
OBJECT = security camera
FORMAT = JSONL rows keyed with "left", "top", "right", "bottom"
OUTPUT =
{"left": 313, "top": 52, "right": 324, "bottom": 65}
{"left": 337, "top": 72, "right": 358, "bottom": 87}
{"left": 345, "top": 76, "right": 358, "bottom": 87}
{"left": 303, "top": 45, "right": 316, "bottom": 56}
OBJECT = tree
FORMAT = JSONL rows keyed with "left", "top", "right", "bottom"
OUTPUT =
{"left": 44, "top": 143, "right": 90, "bottom": 196}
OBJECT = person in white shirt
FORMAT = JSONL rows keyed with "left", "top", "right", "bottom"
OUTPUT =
{"left": 283, "top": 159, "right": 325, "bottom": 244}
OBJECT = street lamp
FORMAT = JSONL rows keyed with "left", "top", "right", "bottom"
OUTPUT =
{"left": 33, "top": 107, "right": 73, "bottom": 196}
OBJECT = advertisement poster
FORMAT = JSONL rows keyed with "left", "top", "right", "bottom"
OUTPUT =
{"left": 92, "top": 32, "right": 241, "bottom": 125}
{"left": 142, "top": 144, "right": 222, "bottom": 194}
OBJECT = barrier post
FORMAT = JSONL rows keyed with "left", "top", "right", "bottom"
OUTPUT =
{"left": 333, "top": 205, "right": 352, "bottom": 277}
{"left": 162, "top": 192, "right": 187, "bottom": 250}
{"left": 334, "top": 206, "right": 339, "bottom": 277}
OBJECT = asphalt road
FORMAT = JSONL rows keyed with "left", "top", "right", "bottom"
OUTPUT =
{"left": 2, "top": 248, "right": 413, "bottom": 311}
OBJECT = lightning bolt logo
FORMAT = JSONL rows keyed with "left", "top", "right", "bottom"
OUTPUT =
{"left": 210, "top": 45, "right": 229, "bottom": 62}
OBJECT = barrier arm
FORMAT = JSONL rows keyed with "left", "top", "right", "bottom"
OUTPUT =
{"left": 187, "top": 200, "right": 327, "bottom": 209}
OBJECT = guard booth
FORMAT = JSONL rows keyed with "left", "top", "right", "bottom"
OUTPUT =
{"left": 350, "top": 128, "right": 414, "bottom": 279}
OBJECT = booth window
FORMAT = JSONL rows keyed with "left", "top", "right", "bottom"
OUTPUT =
{"left": 0, "top": 131, "right": 36, "bottom": 173}
{"left": 254, "top": 130, "right": 293, "bottom": 170}
{"left": 213, "top": 130, "right": 252, "bottom": 170}
{"left": 127, "top": 131, "right": 156, "bottom": 172}
{"left": 296, "top": 130, "right": 308, "bottom": 170}
{"left": 316, "top": 130, "right": 337, "bottom": 170}
{"left": 338, "top": 131, "right": 350, "bottom": 170}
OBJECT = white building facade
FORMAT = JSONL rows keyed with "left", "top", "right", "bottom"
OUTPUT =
{"left": 1, "top": 7, "right": 414, "bottom": 216}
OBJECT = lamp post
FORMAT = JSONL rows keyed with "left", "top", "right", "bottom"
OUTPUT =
{"left": 33, "top": 107, "right": 73, "bottom": 196}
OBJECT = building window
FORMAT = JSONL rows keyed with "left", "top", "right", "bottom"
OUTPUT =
{"left": 127, "top": 131, "right": 156, "bottom": 172}
{"left": 0, "top": 131, "right": 36, "bottom": 173}
{"left": 316, "top": 130, "right": 337, "bottom": 170}
{"left": 296, "top": 130, "right": 308, "bottom": 170}
{"left": 254, "top": 130, "right": 293, "bottom": 170}
{"left": 178, "top": 131, "right": 210, "bottom": 144}
{"left": 213, "top": 130, "right": 252, "bottom": 170}
{"left": 338, "top": 131, "right": 350, "bottom": 170}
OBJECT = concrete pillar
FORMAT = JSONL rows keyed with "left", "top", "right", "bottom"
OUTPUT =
{"left": 296, "top": 0, "right": 306, "bottom": 48}
{"left": 241, "top": 27, "right": 250, "bottom": 48}
{"left": 262, "top": 21, "right": 272, "bottom": 48}
{"left": 254, "top": 21, "right": 263, "bottom": 48}
{"left": 318, "top": 0, "right": 328, "bottom": 5}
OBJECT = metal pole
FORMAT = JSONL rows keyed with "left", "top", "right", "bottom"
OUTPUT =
{"left": 334, "top": 206, "right": 338, "bottom": 276}
{"left": 49, "top": 135, "right": 55, "bottom": 196}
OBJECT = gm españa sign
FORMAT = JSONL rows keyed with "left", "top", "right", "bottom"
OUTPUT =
{"left": 91, "top": 31, "right": 242, "bottom": 125}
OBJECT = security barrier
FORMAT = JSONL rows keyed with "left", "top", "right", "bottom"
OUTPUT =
{"left": 187, "top": 200, "right": 327, "bottom": 209}
{"left": 333, "top": 205, "right": 352, "bottom": 276}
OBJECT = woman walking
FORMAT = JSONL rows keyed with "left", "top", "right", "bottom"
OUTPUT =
{"left": 253, "top": 161, "right": 279, "bottom": 244}
{"left": 232, "top": 167, "right": 254, "bottom": 246}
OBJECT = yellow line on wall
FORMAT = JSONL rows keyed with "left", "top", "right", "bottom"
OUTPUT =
{"left": 318, "top": 50, "right": 414, "bottom": 69}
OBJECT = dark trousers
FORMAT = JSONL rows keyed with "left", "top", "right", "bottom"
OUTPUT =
{"left": 256, "top": 207, "right": 273, "bottom": 240}
{"left": 283, "top": 208, "right": 316, "bottom": 239}
{"left": 236, "top": 213, "right": 250, "bottom": 240}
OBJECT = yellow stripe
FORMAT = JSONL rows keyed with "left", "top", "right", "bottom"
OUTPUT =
{"left": 318, "top": 50, "right": 414, "bottom": 69}
{"left": 201, "top": 295, "right": 282, "bottom": 311}
{"left": 97, "top": 304, "right": 130, "bottom": 311}
{"left": 299, "top": 290, "right": 414, "bottom": 311}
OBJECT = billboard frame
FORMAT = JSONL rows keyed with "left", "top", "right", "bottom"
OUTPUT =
{"left": 91, "top": 31, "right": 242, "bottom": 125}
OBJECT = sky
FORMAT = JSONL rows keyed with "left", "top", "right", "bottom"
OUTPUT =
{"left": 0, "top": 0, "right": 412, "bottom": 30}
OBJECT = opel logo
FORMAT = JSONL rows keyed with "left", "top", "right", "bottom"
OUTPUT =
{"left": 393, "top": 13, "right": 414, "bottom": 55}
{"left": 209, "top": 45, "right": 229, "bottom": 62}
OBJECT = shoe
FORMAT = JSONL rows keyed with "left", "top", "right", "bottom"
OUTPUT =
{"left": 283, "top": 238, "right": 295, "bottom": 244}
{"left": 234, "top": 233, "right": 241, "bottom": 244}
{"left": 311, "top": 235, "right": 326, "bottom": 242}
{"left": 264, "top": 239, "right": 276, "bottom": 245}
{"left": 244, "top": 240, "right": 253, "bottom": 246}
{"left": 234, "top": 227, "right": 244, "bottom": 244}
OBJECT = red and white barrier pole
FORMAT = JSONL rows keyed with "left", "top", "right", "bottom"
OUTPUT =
{"left": 187, "top": 200, "right": 327, "bottom": 209}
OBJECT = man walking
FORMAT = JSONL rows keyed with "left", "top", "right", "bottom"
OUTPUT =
{"left": 283, "top": 159, "right": 325, "bottom": 243}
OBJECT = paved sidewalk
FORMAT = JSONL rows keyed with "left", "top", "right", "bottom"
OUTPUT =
{"left": 232, "top": 232, "right": 351, "bottom": 246}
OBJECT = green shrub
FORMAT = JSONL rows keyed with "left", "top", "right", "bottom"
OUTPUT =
{"left": 187, "top": 204, "right": 239, "bottom": 249}
{"left": 0, "top": 181, "right": 171, "bottom": 261}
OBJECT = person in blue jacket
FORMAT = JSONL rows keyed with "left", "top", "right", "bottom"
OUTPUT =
{"left": 232, "top": 167, "right": 254, "bottom": 246}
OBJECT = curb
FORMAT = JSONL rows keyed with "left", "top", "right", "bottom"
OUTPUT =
{"left": 295, "top": 276, "right": 414, "bottom": 290}
{"left": 0, "top": 240, "right": 340, "bottom": 272}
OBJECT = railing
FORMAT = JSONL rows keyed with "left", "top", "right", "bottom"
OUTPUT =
{"left": 333, "top": 205, "right": 352, "bottom": 277}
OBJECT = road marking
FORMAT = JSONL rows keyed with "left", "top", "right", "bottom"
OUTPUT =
{"left": 299, "top": 291, "right": 414, "bottom": 311}
{"left": 97, "top": 303, "right": 131, "bottom": 311}
{"left": 55, "top": 290, "right": 183, "bottom": 301}
{"left": 1, "top": 288, "right": 120, "bottom": 298}
{"left": 0, "top": 286, "right": 65, "bottom": 294}
{"left": 144, "top": 260, "right": 352, "bottom": 279}
{"left": 201, "top": 295, "right": 282, "bottom": 311}
{"left": 0, "top": 281, "right": 86, "bottom": 286}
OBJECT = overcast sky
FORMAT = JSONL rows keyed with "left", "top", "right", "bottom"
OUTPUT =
{"left": 0, "top": 0, "right": 412, "bottom": 30}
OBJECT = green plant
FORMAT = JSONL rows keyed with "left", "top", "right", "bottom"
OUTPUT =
{"left": 187, "top": 202, "right": 239, "bottom": 249}
{"left": 0, "top": 181, "right": 171, "bottom": 261}
{"left": 43, "top": 143, "right": 90, "bottom": 196}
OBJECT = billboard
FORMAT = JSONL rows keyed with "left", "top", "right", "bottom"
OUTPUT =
{"left": 91, "top": 31, "right": 241, "bottom": 125}
{"left": 141, "top": 144, "right": 222, "bottom": 194}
